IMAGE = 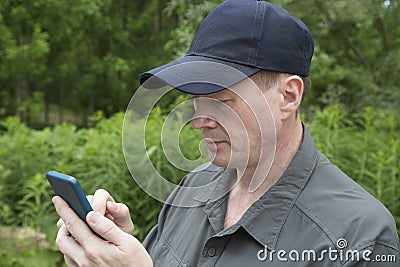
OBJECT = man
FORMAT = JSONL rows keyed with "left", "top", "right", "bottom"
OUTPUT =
{"left": 53, "top": 0, "right": 399, "bottom": 266}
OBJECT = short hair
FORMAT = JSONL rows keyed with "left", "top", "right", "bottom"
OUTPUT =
{"left": 250, "top": 70, "right": 311, "bottom": 115}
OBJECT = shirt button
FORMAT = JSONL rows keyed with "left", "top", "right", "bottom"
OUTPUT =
{"left": 207, "top": 248, "right": 216, "bottom": 257}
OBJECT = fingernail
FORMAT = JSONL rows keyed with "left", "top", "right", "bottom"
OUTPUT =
{"left": 88, "top": 212, "right": 100, "bottom": 224}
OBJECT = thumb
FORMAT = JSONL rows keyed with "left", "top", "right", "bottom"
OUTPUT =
{"left": 86, "top": 211, "right": 127, "bottom": 246}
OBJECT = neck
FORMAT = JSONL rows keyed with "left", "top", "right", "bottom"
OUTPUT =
{"left": 233, "top": 119, "right": 303, "bottom": 198}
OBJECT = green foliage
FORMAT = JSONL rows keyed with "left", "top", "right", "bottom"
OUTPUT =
{"left": 0, "top": 164, "right": 12, "bottom": 224}
{"left": 276, "top": 0, "right": 400, "bottom": 111}
{"left": 0, "top": 0, "right": 399, "bottom": 127}
{"left": 164, "top": 0, "right": 400, "bottom": 112}
{"left": 0, "top": 231, "right": 60, "bottom": 267}
{"left": 17, "top": 173, "right": 53, "bottom": 230}
{"left": 307, "top": 105, "right": 400, "bottom": 230}
{"left": 0, "top": 109, "right": 203, "bottom": 239}
{"left": 0, "top": 0, "right": 183, "bottom": 125}
{"left": 0, "top": 104, "right": 399, "bottom": 264}
{"left": 165, "top": 0, "right": 220, "bottom": 58}
{"left": 0, "top": 0, "right": 399, "bottom": 264}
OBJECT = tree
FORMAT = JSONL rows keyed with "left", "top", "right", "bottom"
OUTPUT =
{"left": 0, "top": 0, "right": 183, "bottom": 126}
{"left": 274, "top": 0, "right": 400, "bottom": 111}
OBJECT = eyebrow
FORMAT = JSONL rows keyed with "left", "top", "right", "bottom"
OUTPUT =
{"left": 188, "top": 92, "right": 232, "bottom": 99}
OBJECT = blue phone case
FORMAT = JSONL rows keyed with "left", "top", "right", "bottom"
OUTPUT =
{"left": 46, "top": 171, "right": 93, "bottom": 222}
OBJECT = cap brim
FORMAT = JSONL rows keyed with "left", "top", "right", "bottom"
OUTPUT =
{"left": 139, "top": 55, "right": 261, "bottom": 95}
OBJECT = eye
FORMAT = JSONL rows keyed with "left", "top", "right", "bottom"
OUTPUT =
{"left": 218, "top": 99, "right": 231, "bottom": 104}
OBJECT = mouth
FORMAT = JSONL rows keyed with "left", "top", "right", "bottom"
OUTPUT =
{"left": 203, "top": 138, "right": 228, "bottom": 151}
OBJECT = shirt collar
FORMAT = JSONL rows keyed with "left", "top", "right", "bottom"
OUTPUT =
{"left": 192, "top": 167, "right": 236, "bottom": 204}
{"left": 241, "top": 125, "right": 318, "bottom": 250}
{"left": 199, "top": 125, "right": 318, "bottom": 249}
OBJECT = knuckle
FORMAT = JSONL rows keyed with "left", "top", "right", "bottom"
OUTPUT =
{"left": 125, "top": 224, "right": 134, "bottom": 234}
{"left": 64, "top": 255, "right": 76, "bottom": 267}
{"left": 65, "top": 219, "right": 77, "bottom": 233}
{"left": 122, "top": 221, "right": 134, "bottom": 234}
{"left": 85, "top": 246, "right": 99, "bottom": 261}
{"left": 77, "top": 259, "right": 92, "bottom": 267}
{"left": 102, "top": 220, "right": 115, "bottom": 236}
{"left": 120, "top": 203, "right": 130, "bottom": 216}
{"left": 55, "top": 235, "right": 64, "bottom": 251}
{"left": 57, "top": 218, "right": 64, "bottom": 229}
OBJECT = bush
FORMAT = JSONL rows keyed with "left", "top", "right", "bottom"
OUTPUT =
{"left": 0, "top": 105, "right": 398, "bottom": 265}
{"left": 307, "top": 104, "right": 400, "bottom": 232}
{"left": 0, "top": 106, "right": 203, "bottom": 242}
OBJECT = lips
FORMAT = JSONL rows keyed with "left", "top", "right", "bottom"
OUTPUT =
{"left": 203, "top": 138, "right": 228, "bottom": 151}
{"left": 203, "top": 138, "right": 225, "bottom": 144}
{"left": 204, "top": 139, "right": 222, "bottom": 143}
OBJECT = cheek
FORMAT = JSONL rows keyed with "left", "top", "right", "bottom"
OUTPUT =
{"left": 247, "top": 126, "right": 262, "bottom": 151}
{"left": 265, "top": 93, "right": 283, "bottom": 122}
{"left": 232, "top": 114, "right": 262, "bottom": 151}
{"left": 239, "top": 106, "right": 277, "bottom": 150}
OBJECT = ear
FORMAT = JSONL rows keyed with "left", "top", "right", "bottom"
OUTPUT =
{"left": 280, "top": 75, "right": 303, "bottom": 120}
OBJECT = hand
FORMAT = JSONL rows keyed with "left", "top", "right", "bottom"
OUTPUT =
{"left": 53, "top": 196, "right": 153, "bottom": 267}
{"left": 57, "top": 189, "right": 134, "bottom": 235}
{"left": 89, "top": 189, "right": 134, "bottom": 235}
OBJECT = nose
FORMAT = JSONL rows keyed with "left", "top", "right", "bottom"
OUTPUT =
{"left": 190, "top": 95, "right": 219, "bottom": 129}
{"left": 191, "top": 116, "right": 218, "bottom": 129}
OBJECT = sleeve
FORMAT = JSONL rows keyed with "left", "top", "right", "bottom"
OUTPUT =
{"left": 142, "top": 224, "right": 159, "bottom": 253}
{"left": 141, "top": 175, "right": 191, "bottom": 254}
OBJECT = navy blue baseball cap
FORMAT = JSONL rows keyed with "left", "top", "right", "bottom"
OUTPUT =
{"left": 139, "top": 0, "right": 314, "bottom": 95}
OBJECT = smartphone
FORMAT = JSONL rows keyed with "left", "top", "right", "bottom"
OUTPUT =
{"left": 46, "top": 171, "right": 93, "bottom": 222}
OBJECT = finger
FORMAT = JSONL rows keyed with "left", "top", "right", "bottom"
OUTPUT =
{"left": 57, "top": 218, "right": 64, "bottom": 229}
{"left": 106, "top": 201, "right": 134, "bottom": 234}
{"left": 92, "top": 189, "right": 115, "bottom": 216}
{"left": 56, "top": 224, "right": 90, "bottom": 267}
{"left": 64, "top": 255, "right": 79, "bottom": 267}
{"left": 105, "top": 213, "right": 115, "bottom": 221}
{"left": 53, "top": 196, "right": 99, "bottom": 247}
{"left": 87, "top": 211, "right": 129, "bottom": 246}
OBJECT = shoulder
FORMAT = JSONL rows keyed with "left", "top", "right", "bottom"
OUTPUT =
{"left": 296, "top": 152, "right": 399, "bottom": 251}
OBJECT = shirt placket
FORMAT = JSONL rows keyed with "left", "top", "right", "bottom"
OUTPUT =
{"left": 197, "top": 191, "right": 236, "bottom": 267}
{"left": 197, "top": 235, "right": 230, "bottom": 267}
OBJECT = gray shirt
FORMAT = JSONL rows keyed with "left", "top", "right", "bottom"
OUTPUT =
{"left": 143, "top": 127, "right": 400, "bottom": 266}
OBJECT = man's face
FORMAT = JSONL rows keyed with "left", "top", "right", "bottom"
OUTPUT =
{"left": 189, "top": 78, "right": 278, "bottom": 169}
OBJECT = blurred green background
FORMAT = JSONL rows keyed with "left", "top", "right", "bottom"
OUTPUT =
{"left": 0, "top": 0, "right": 399, "bottom": 266}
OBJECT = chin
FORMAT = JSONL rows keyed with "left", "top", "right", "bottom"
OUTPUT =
{"left": 208, "top": 148, "right": 237, "bottom": 168}
{"left": 209, "top": 153, "right": 230, "bottom": 167}
{"left": 210, "top": 159, "right": 229, "bottom": 167}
